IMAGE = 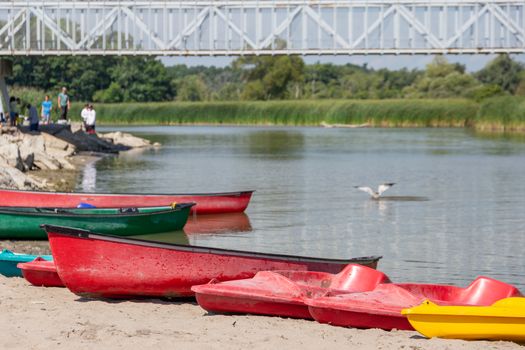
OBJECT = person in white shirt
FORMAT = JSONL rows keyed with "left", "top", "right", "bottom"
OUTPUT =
{"left": 80, "top": 103, "right": 89, "bottom": 129}
{"left": 84, "top": 104, "right": 96, "bottom": 134}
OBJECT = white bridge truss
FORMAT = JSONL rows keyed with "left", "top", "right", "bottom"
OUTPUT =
{"left": 0, "top": 0, "right": 523, "bottom": 55}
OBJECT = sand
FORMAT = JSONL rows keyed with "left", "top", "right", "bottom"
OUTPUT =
{"left": 0, "top": 276, "right": 522, "bottom": 350}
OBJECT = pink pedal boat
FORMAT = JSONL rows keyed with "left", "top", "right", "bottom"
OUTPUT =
{"left": 192, "top": 264, "right": 390, "bottom": 319}
{"left": 306, "top": 276, "right": 522, "bottom": 330}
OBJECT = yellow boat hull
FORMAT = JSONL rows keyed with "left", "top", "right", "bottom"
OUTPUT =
{"left": 402, "top": 298, "right": 525, "bottom": 342}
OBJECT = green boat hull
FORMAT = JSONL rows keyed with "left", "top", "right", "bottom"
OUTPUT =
{"left": 0, "top": 204, "right": 194, "bottom": 239}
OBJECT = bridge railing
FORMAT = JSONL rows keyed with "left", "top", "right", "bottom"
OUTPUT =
{"left": 0, "top": 0, "right": 523, "bottom": 55}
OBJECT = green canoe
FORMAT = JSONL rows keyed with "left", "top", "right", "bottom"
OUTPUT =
{"left": 0, "top": 203, "right": 195, "bottom": 239}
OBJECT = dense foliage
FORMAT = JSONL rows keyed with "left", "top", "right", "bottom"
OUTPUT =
{"left": 4, "top": 54, "right": 524, "bottom": 104}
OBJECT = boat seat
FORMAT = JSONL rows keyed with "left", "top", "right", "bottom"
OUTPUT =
{"left": 453, "top": 276, "right": 522, "bottom": 306}
{"left": 118, "top": 207, "right": 139, "bottom": 213}
{"left": 330, "top": 264, "right": 391, "bottom": 292}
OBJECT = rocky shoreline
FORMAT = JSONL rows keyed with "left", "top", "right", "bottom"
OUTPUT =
{"left": 0, "top": 124, "right": 159, "bottom": 191}
{"left": 0, "top": 124, "right": 159, "bottom": 254}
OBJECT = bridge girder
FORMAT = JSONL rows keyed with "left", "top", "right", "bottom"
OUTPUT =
{"left": 0, "top": 1, "right": 522, "bottom": 55}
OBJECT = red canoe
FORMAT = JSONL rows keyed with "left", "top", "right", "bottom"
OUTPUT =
{"left": 192, "top": 264, "right": 391, "bottom": 319}
{"left": 0, "top": 188, "right": 254, "bottom": 215}
{"left": 17, "top": 257, "right": 64, "bottom": 288}
{"left": 44, "top": 225, "right": 382, "bottom": 299}
{"left": 306, "top": 277, "right": 522, "bottom": 330}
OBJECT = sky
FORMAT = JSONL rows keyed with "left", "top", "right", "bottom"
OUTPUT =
{"left": 160, "top": 54, "right": 525, "bottom": 72}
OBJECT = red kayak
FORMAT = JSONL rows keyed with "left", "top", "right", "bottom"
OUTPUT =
{"left": 17, "top": 257, "right": 64, "bottom": 287}
{"left": 0, "top": 188, "right": 254, "bottom": 215}
{"left": 306, "top": 277, "right": 522, "bottom": 330}
{"left": 192, "top": 264, "right": 390, "bottom": 319}
{"left": 44, "top": 225, "right": 382, "bottom": 299}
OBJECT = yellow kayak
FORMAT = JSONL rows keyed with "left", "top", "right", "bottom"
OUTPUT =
{"left": 402, "top": 298, "right": 525, "bottom": 341}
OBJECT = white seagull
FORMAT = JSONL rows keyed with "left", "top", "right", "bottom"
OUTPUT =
{"left": 354, "top": 183, "right": 395, "bottom": 199}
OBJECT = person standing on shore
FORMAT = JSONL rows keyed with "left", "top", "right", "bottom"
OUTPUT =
{"left": 9, "top": 96, "right": 17, "bottom": 126}
{"left": 57, "top": 87, "right": 70, "bottom": 122}
{"left": 84, "top": 104, "right": 96, "bottom": 134}
{"left": 16, "top": 97, "right": 22, "bottom": 125}
{"left": 80, "top": 103, "right": 89, "bottom": 130}
{"left": 41, "top": 95, "right": 52, "bottom": 124}
{"left": 27, "top": 103, "right": 39, "bottom": 131}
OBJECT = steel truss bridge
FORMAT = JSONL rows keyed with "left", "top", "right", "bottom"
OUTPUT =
{"left": 0, "top": 0, "right": 523, "bottom": 56}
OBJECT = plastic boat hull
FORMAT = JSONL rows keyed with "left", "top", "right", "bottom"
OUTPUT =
{"left": 18, "top": 258, "right": 64, "bottom": 287}
{"left": 0, "top": 188, "right": 254, "bottom": 214}
{"left": 192, "top": 265, "right": 390, "bottom": 319}
{"left": 44, "top": 225, "right": 382, "bottom": 299}
{"left": 403, "top": 298, "right": 525, "bottom": 341}
{"left": 306, "top": 278, "right": 522, "bottom": 330}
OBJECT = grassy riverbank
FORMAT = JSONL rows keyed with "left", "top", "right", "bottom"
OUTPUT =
{"left": 71, "top": 97, "right": 525, "bottom": 132}
{"left": 476, "top": 96, "right": 525, "bottom": 132}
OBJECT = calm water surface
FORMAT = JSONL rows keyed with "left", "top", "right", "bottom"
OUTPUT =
{"left": 82, "top": 126, "right": 525, "bottom": 289}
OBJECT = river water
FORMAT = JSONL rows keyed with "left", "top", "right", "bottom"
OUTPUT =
{"left": 81, "top": 126, "right": 525, "bottom": 289}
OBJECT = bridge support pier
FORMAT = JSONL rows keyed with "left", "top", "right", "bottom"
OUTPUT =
{"left": 0, "top": 59, "right": 12, "bottom": 121}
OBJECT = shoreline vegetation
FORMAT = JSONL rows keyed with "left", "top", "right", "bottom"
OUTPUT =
{"left": 7, "top": 54, "right": 525, "bottom": 132}
{"left": 68, "top": 96, "right": 524, "bottom": 133}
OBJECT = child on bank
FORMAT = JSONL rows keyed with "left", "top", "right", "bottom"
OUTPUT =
{"left": 41, "top": 95, "right": 52, "bottom": 124}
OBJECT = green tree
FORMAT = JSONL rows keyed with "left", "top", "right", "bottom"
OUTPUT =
{"left": 475, "top": 54, "right": 524, "bottom": 94}
{"left": 109, "top": 57, "right": 172, "bottom": 102}
{"left": 515, "top": 71, "right": 525, "bottom": 96}
{"left": 175, "top": 75, "right": 208, "bottom": 101}
{"left": 466, "top": 84, "right": 504, "bottom": 102}
{"left": 93, "top": 82, "right": 124, "bottom": 103}
{"left": 241, "top": 80, "right": 266, "bottom": 100}
{"left": 404, "top": 56, "right": 480, "bottom": 98}
{"left": 235, "top": 55, "right": 304, "bottom": 100}
{"left": 8, "top": 56, "right": 116, "bottom": 101}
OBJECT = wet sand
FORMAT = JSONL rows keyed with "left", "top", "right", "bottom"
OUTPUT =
{"left": 0, "top": 276, "right": 522, "bottom": 350}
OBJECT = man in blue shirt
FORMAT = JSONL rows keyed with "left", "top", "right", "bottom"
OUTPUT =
{"left": 41, "top": 95, "right": 52, "bottom": 124}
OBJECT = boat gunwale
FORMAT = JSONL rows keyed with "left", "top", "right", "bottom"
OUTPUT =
{"left": 0, "top": 250, "right": 52, "bottom": 262}
{"left": 43, "top": 224, "right": 381, "bottom": 265}
{"left": 0, "top": 203, "right": 195, "bottom": 219}
{"left": 0, "top": 188, "right": 255, "bottom": 197}
{"left": 17, "top": 261, "right": 57, "bottom": 273}
{"left": 403, "top": 299, "right": 525, "bottom": 318}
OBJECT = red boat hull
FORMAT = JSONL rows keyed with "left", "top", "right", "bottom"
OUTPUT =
{"left": 307, "top": 278, "right": 522, "bottom": 330}
{"left": 45, "top": 225, "right": 382, "bottom": 299}
{"left": 0, "top": 188, "right": 254, "bottom": 214}
{"left": 17, "top": 258, "right": 64, "bottom": 288}
{"left": 196, "top": 293, "right": 313, "bottom": 319}
{"left": 192, "top": 265, "right": 390, "bottom": 319}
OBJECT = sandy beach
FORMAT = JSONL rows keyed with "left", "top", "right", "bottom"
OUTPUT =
{"left": 0, "top": 276, "right": 522, "bottom": 350}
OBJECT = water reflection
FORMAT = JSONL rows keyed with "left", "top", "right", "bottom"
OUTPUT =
{"left": 184, "top": 213, "right": 252, "bottom": 235}
{"left": 247, "top": 130, "right": 305, "bottom": 159}
{"left": 374, "top": 196, "right": 430, "bottom": 202}
{"left": 123, "top": 213, "right": 253, "bottom": 244}
{"left": 80, "top": 159, "right": 98, "bottom": 192}
{"left": 132, "top": 231, "right": 189, "bottom": 245}
{"left": 95, "top": 126, "right": 525, "bottom": 289}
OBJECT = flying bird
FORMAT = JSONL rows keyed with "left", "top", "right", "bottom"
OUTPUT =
{"left": 354, "top": 183, "right": 395, "bottom": 199}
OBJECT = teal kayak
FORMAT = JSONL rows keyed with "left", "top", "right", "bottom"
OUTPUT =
{"left": 0, "top": 250, "right": 52, "bottom": 277}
